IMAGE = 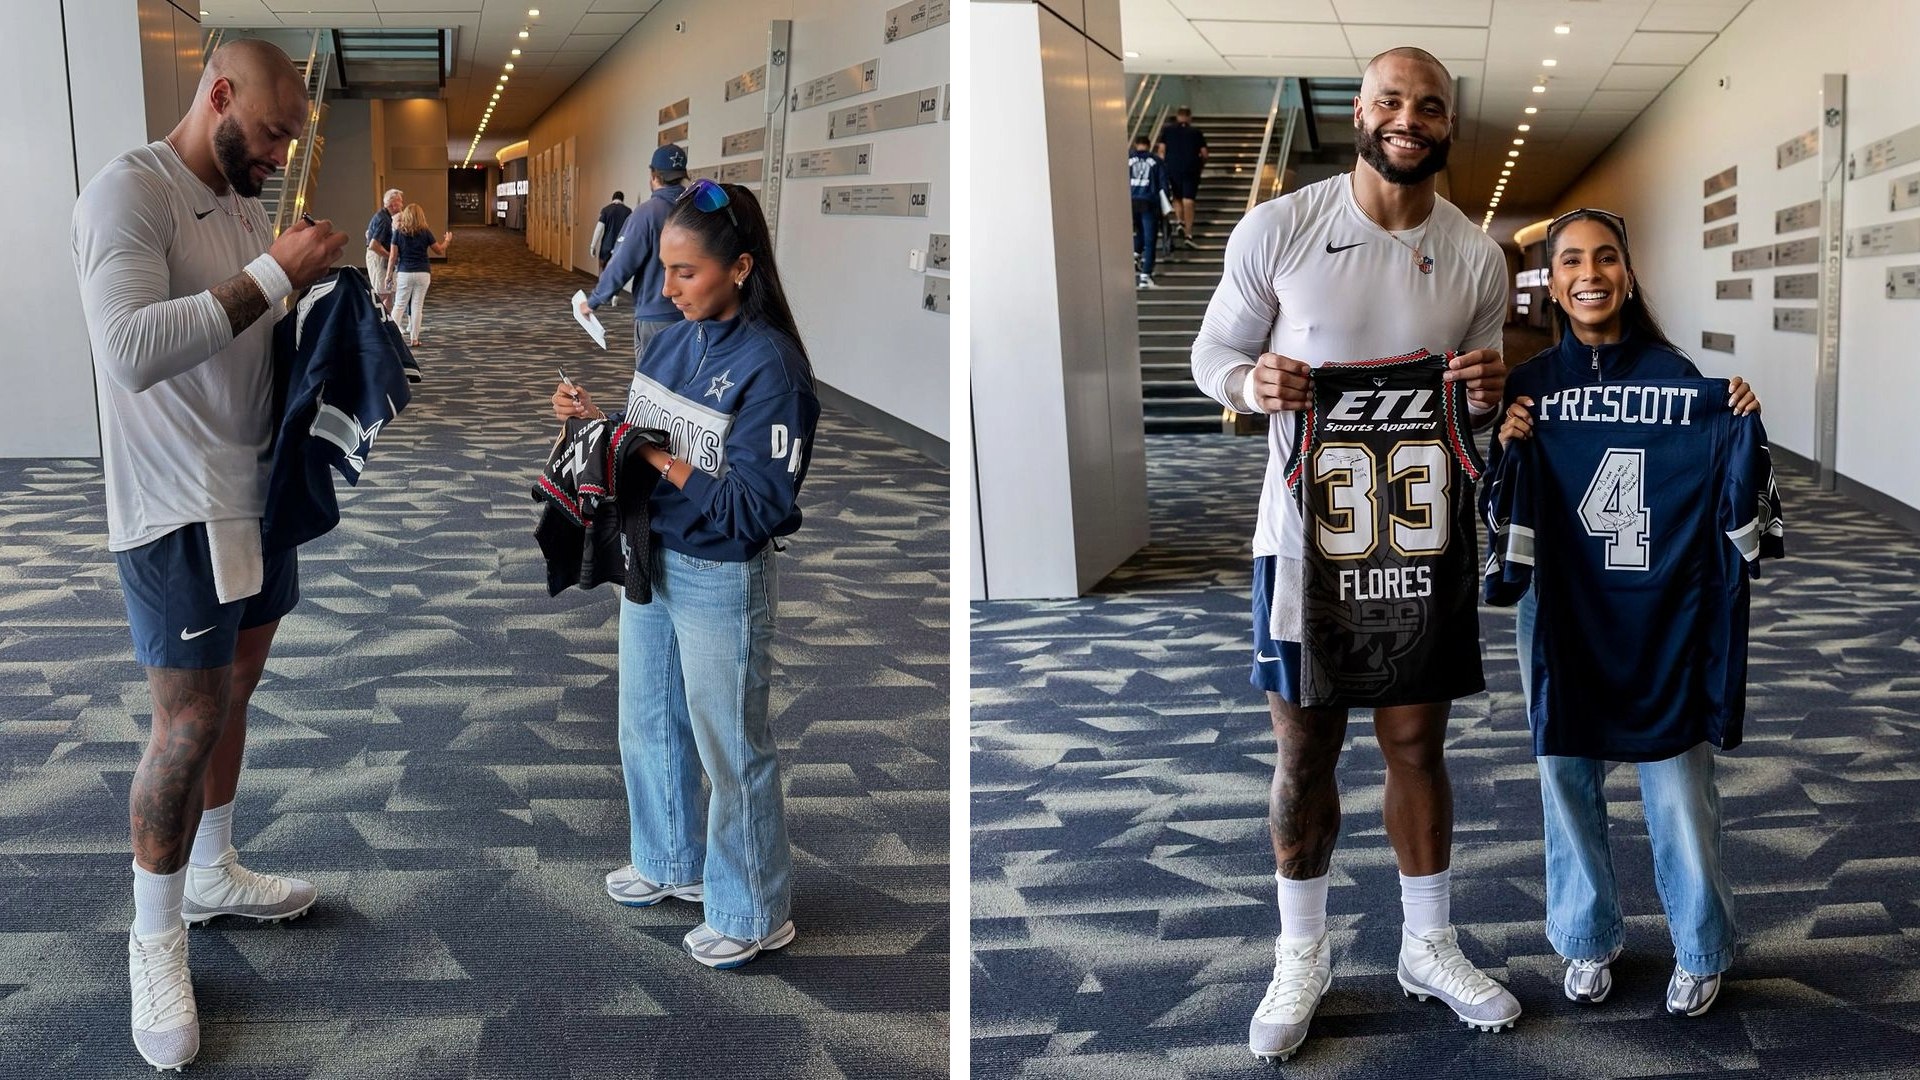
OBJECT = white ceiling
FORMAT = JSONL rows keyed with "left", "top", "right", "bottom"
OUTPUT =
{"left": 200, "top": 0, "right": 660, "bottom": 164}
{"left": 1118, "top": 0, "right": 1756, "bottom": 240}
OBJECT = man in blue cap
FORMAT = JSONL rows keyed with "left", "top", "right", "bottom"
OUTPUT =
{"left": 579, "top": 143, "right": 689, "bottom": 361}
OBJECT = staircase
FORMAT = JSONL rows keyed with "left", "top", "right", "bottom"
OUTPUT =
{"left": 1138, "top": 114, "right": 1270, "bottom": 434}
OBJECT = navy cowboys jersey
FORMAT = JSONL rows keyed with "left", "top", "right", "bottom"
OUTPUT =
{"left": 1286, "top": 352, "right": 1487, "bottom": 708}
{"left": 263, "top": 267, "right": 414, "bottom": 552}
{"left": 1482, "top": 378, "right": 1785, "bottom": 761}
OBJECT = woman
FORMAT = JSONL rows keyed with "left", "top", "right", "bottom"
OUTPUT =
{"left": 1493, "top": 208, "right": 1761, "bottom": 1017}
{"left": 385, "top": 203, "right": 451, "bottom": 346}
{"left": 547, "top": 180, "right": 819, "bottom": 969}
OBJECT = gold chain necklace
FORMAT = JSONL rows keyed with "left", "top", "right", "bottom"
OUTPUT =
{"left": 1352, "top": 182, "right": 1434, "bottom": 275}
{"left": 164, "top": 134, "right": 253, "bottom": 233}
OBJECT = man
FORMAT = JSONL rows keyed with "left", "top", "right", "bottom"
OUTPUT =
{"left": 1189, "top": 48, "right": 1516, "bottom": 1063}
{"left": 1128, "top": 135, "right": 1166, "bottom": 288}
{"left": 1155, "top": 107, "right": 1208, "bottom": 247}
{"left": 70, "top": 39, "right": 347, "bottom": 1071}
{"left": 578, "top": 145, "right": 688, "bottom": 360}
{"left": 365, "top": 187, "right": 403, "bottom": 296}
{"left": 592, "top": 190, "right": 634, "bottom": 306}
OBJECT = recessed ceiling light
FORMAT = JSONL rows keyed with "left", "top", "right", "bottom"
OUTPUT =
{"left": 519, "top": 29, "right": 530, "bottom": 38}
{"left": 1525, "top": 107, "right": 1538, "bottom": 114}
{"left": 1517, "top": 124, "right": 1531, "bottom": 132}
{"left": 511, "top": 48, "right": 521, "bottom": 56}
{"left": 1508, "top": 150, "right": 1520, "bottom": 157}
{"left": 1542, "top": 59, "right": 1557, "bottom": 67}
{"left": 1532, "top": 85, "right": 1547, "bottom": 93}
{"left": 1555, "top": 24, "right": 1571, "bottom": 34}
{"left": 504, "top": 63, "right": 515, "bottom": 70}
{"left": 1125, "top": 51, "right": 1139, "bottom": 58}
{"left": 500, "top": 74, "right": 509, "bottom": 82}
{"left": 528, "top": 8, "right": 540, "bottom": 16}
{"left": 1513, "top": 139, "right": 1525, "bottom": 145}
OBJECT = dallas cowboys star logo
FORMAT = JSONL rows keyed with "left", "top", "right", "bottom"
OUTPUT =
{"left": 705, "top": 370, "right": 733, "bottom": 401}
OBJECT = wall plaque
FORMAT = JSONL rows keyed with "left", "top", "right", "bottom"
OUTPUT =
{"left": 1704, "top": 195, "right": 1737, "bottom": 223}
{"left": 1731, "top": 244, "right": 1773, "bottom": 270}
{"left": 1776, "top": 200, "right": 1820, "bottom": 233}
{"left": 722, "top": 127, "right": 766, "bottom": 157}
{"left": 1774, "top": 307, "right": 1816, "bottom": 333}
{"left": 921, "top": 275, "right": 950, "bottom": 314}
{"left": 688, "top": 159, "right": 765, "bottom": 184}
{"left": 726, "top": 65, "right": 766, "bottom": 102}
{"left": 828, "top": 86, "right": 942, "bottom": 139}
{"left": 658, "top": 98, "right": 690, "bottom": 125}
{"left": 1704, "top": 223, "right": 1739, "bottom": 248}
{"left": 1774, "top": 236, "right": 1820, "bottom": 266}
{"left": 1704, "top": 166, "right": 1737, "bottom": 197}
{"left": 1716, "top": 278, "right": 1752, "bottom": 299}
{"left": 659, "top": 123, "right": 688, "bottom": 146}
{"left": 1888, "top": 265, "right": 1920, "bottom": 298}
{"left": 1891, "top": 171, "right": 1920, "bottom": 212}
{"left": 1849, "top": 121, "right": 1920, "bottom": 179}
{"left": 786, "top": 144, "right": 874, "bottom": 177}
{"left": 1702, "top": 331, "right": 1735, "bottom": 353}
{"left": 1775, "top": 272, "right": 1818, "bottom": 300}
{"left": 821, "top": 181, "right": 930, "bottom": 217}
{"left": 1846, "top": 219, "right": 1920, "bottom": 258}
{"left": 1778, "top": 128, "right": 1818, "bottom": 169}
{"left": 791, "top": 60, "right": 878, "bottom": 112}
{"left": 928, "top": 232, "right": 950, "bottom": 270}
{"left": 885, "top": 0, "right": 948, "bottom": 43}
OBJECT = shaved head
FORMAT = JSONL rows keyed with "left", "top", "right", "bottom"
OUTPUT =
{"left": 1361, "top": 47, "right": 1454, "bottom": 111}
{"left": 187, "top": 39, "right": 310, "bottom": 198}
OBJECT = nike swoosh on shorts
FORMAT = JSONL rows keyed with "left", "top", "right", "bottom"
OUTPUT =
{"left": 180, "top": 626, "right": 216, "bottom": 640}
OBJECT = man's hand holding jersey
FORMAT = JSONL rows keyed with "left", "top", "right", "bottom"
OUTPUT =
{"left": 1239, "top": 347, "right": 1507, "bottom": 419}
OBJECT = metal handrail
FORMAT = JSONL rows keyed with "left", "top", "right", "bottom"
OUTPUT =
{"left": 1145, "top": 102, "right": 1171, "bottom": 151}
{"left": 1245, "top": 77, "right": 1286, "bottom": 213}
{"left": 1126, "top": 74, "right": 1158, "bottom": 137}
{"left": 1268, "top": 107, "right": 1300, "bottom": 201}
{"left": 273, "top": 30, "right": 329, "bottom": 236}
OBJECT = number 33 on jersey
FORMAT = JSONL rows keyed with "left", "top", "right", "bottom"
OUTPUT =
{"left": 1285, "top": 352, "right": 1489, "bottom": 708}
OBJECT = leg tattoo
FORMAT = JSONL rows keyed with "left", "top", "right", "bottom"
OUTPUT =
{"left": 1268, "top": 694, "right": 1349, "bottom": 880}
{"left": 130, "top": 667, "right": 231, "bottom": 874}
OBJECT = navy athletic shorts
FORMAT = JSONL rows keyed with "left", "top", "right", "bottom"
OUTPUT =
{"left": 1249, "top": 555, "right": 1303, "bottom": 701}
{"left": 115, "top": 523, "right": 299, "bottom": 669}
{"left": 1164, "top": 170, "right": 1201, "bottom": 199}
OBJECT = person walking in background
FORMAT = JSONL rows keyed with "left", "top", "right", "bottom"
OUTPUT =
{"left": 579, "top": 145, "right": 689, "bottom": 364}
{"left": 592, "top": 190, "right": 633, "bottom": 305}
{"left": 1128, "top": 135, "right": 1167, "bottom": 289}
{"left": 1156, "top": 106, "right": 1208, "bottom": 248}
{"left": 387, "top": 203, "right": 452, "bottom": 347}
{"left": 365, "top": 187, "right": 402, "bottom": 305}
{"left": 547, "top": 180, "right": 819, "bottom": 969}
{"left": 70, "top": 38, "right": 346, "bottom": 1071}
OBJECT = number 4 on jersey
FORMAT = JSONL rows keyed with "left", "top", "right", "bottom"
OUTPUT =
{"left": 1579, "top": 448, "right": 1650, "bottom": 570}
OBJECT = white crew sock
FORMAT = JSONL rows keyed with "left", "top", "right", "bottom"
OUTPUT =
{"left": 131, "top": 862, "right": 187, "bottom": 938}
{"left": 189, "top": 801, "right": 235, "bottom": 869}
{"left": 1400, "top": 868, "right": 1451, "bottom": 938}
{"left": 1276, "top": 872, "right": 1330, "bottom": 944}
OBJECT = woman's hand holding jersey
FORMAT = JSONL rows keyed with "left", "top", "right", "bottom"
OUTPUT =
{"left": 1502, "top": 377, "right": 1762, "bottom": 449}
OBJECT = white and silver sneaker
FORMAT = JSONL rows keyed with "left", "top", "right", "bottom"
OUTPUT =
{"left": 1564, "top": 946, "right": 1624, "bottom": 1004}
{"left": 129, "top": 926, "right": 198, "bottom": 1072}
{"left": 604, "top": 865, "right": 703, "bottom": 908}
{"left": 181, "top": 848, "right": 317, "bottom": 925}
{"left": 1248, "top": 933, "right": 1332, "bottom": 1063}
{"left": 1666, "top": 965, "right": 1722, "bottom": 1016}
{"left": 1396, "top": 926, "right": 1521, "bottom": 1031}
{"left": 683, "top": 920, "right": 797, "bottom": 969}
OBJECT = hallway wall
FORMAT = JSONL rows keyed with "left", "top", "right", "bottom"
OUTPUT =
{"left": 522, "top": 0, "right": 950, "bottom": 446}
{"left": 1555, "top": 0, "right": 1920, "bottom": 514}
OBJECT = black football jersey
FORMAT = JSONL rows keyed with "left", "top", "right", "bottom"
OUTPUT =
{"left": 1285, "top": 352, "right": 1487, "bottom": 708}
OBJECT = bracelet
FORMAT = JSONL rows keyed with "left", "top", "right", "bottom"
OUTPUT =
{"left": 658, "top": 456, "right": 675, "bottom": 479}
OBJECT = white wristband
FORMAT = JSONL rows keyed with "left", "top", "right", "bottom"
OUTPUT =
{"left": 1228, "top": 365, "right": 1267, "bottom": 414}
{"left": 241, "top": 252, "right": 293, "bottom": 308}
{"left": 1467, "top": 397, "right": 1497, "bottom": 417}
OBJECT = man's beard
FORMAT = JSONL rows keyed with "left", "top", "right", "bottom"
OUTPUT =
{"left": 1356, "top": 122, "right": 1450, "bottom": 185}
{"left": 214, "top": 116, "right": 270, "bottom": 198}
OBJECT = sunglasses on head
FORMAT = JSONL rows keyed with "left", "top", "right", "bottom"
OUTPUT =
{"left": 682, "top": 177, "right": 739, "bottom": 229}
{"left": 1550, "top": 207, "right": 1629, "bottom": 249}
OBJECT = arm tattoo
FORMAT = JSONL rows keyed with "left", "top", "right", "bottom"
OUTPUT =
{"left": 129, "top": 667, "right": 231, "bottom": 874}
{"left": 209, "top": 271, "right": 271, "bottom": 337}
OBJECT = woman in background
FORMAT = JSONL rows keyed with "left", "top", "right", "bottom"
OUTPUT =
{"left": 385, "top": 203, "right": 451, "bottom": 346}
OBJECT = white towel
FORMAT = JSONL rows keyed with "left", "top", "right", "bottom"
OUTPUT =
{"left": 206, "top": 518, "right": 263, "bottom": 605}
{"left": 1267, "top": 554, "right": 1305, "bottom": 644}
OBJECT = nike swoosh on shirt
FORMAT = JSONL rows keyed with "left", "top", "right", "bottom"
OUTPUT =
{"left": 194, "top": 208, "right": 218, "bottom": 220}
{"left": 1325, "top": 241, "right": 1367, "bottom": 253}
{"left": 180, "top": 626, "right": 216, "bottom": 640}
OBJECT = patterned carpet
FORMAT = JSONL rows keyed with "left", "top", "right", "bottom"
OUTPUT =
{"left": 970, "top": 420, "right": 1920, "bottom": 1078}
{"left": 0, "top": 227, "right": 949, "bottom": 1078}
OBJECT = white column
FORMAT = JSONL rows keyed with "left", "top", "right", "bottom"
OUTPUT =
{"left": 969, "top": 0, "right": 1148, "bottom": 599}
